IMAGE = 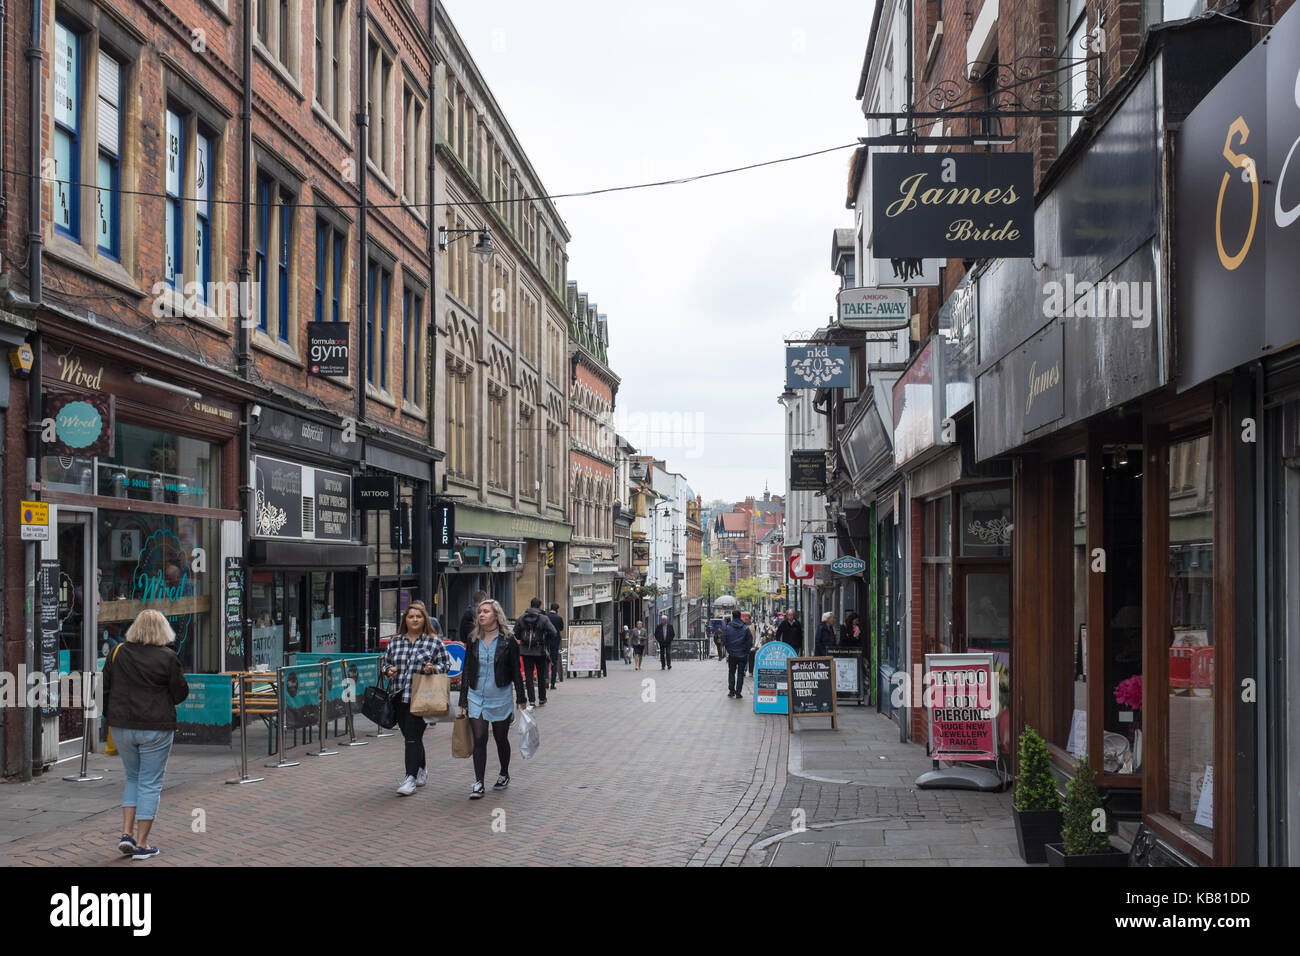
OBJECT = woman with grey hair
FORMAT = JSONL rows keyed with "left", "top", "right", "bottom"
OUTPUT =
{"left": 103, "top": 608, "right": 189, "bottom": 860}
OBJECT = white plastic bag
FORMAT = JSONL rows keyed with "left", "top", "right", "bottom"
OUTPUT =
{"left": 518, "top": 706, "right": 540, "bottom": 759}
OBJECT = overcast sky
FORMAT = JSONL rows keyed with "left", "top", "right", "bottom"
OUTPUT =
{"left": 442, "top": 1, "right": 869, "bottom": 503}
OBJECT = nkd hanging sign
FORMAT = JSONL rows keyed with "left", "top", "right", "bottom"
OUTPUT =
{"left": 872, "top": 152, "right": 1035, "bottom": 259}
{"left": 837, "top": 287, "right": 910, "bottom": 331}
{"left": 787, "top": 346, "right": 850, "bottom": 389}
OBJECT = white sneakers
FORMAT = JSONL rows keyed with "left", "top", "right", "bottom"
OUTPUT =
{"left": 397, "top": 775, "right": 417, "bottom": 795}
{"left": 415, "top": 768, "right": 428, "bottom": 787}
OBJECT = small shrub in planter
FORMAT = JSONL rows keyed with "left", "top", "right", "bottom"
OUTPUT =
{"left": 1013, "top": 726, "right": 1062, "bottom": 863}
{"left": 1045, "top": 757, "right": 1127, "bottom": 867}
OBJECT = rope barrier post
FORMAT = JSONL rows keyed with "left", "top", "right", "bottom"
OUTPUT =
{"left": 226, "top": 676, "right": 265, "bottom": 784}
{"left": 63, "top": 670, "right": 104, "bottom": 782}
{"left": 265, "top": 666, "right": 300, "bottom": 769}
{"left": 336, "top": 659, "right": 368, "bottom": 747}
{"left": 366, "top": 653, "right": 395, "bottom": 737}
{"left": 305, "top": 661, "right": 339, "bottom": 757}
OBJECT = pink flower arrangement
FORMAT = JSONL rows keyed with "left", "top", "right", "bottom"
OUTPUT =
{"left": 1114, "top": 674, "right": 1143, "bottom": 710}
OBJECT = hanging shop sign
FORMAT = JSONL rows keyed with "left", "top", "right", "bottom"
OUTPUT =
{"left": 353, "top": 475, "right": 397, "bottom": 511}
{"left": 830, "top": 555, "right": 867, "bottom": 576}
{"left": 434, "top": 501, "right": 456, "bottom": 549}
{"left": 874, "top": 257, "right": 941, "bottom": 288}
{"left": 787, "top": 346, "right": 851, "bottom": 389}
{"left": 788, "top": 548, "right": 813, "bottom": 580}
{"left": 925, "top": 652, "right": 998, "bottom": 762}
{"left": 789, "top": 451, "right": 827, "bottom": 490}
{"left": 872, "top": 152, "right": 1035, "bottom": 259}
{"left": 800, "top": 532, "right": 838, "bottom": 566}
{"left": 1021, "top": 322, "right": 1065, "bottom": 433}
{"left": 754, "top": 641, "right": 798, "bottom": 714}
{"left": 43, "top": 390, "right": 115, "bottom": 457}
{"left": 313, "top": 470, "right": 353, "bottom": 541}
{"left": 252, "top": 456, "right": 303, "bottom": 538}
{"left": 1175, "top": 4, "right": 1300, "bottom": 390}
{"left": 306, "top": 322, "right": 350, "bottom": 377}
{"left": 836, "top": 287, "right": 911, "bottom": 331}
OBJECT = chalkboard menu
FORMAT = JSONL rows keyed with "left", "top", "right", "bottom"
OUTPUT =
{"left": 224, "top": 557, "right": 245, "bottom": 671}
{"left": 40, "top": 559, "right": 60, "bottom": 715}
{"left": 787, "top": 657, "right": 839, "bottom": 730}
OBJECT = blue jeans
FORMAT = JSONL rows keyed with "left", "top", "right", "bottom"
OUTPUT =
{"left": 113, "top": 728, "right": 174, "bottom": 821}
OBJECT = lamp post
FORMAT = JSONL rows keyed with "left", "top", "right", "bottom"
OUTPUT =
{"left": 437, "top": 226, "right": 497, "bottom": 259}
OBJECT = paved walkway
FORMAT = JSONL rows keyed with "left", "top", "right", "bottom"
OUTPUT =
{"left": 0, "top": 658, "right": 786, "bottom": 866}
{"left": 741, "top": 704, "right": 1026, "bottom": 867}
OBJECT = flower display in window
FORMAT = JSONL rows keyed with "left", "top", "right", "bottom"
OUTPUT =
{"left": 1113, "top": 673, "right": 1143, "bottom": 710}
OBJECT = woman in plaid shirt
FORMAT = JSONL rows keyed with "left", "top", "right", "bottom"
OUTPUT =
{"left": 383, "top": 601, "right": 450, "bottom": 795}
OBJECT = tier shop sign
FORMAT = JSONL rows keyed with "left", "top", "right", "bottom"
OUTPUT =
{"left": 872, "top": 152, "right": 1035, "bottom": 259}
{"left": 925, "top": 653, "right": 998, "bottom": 762}
{"left": 837, "top": 287, "right": 910, "bottom": 331}
{"left": 787, "top": 657, "right": 838, "bottom": 731}
{"left": 754, "top": 641, "right": 798, "bottom": 715}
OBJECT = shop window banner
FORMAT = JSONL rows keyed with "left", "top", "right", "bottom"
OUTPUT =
{"left": 44, "top": 390, "right": 115, "bottom": 457}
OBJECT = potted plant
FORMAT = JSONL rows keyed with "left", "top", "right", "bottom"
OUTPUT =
{"left": 1013, "top": 726, "right": 1062, "bottom": 863}
{"left": 1045, "top": 757, "right": 1129, "bottom": 867}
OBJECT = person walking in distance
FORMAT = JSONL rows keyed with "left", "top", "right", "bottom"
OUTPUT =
{"left": 384, "top": 601, "right": 450, "bottom": 795}
{"left": 815, "top": 612, "right": 836, "bottom": 656}
{"left": 654, "top": 613, "right": 676, "bottom": 670}
{"left": 458, "top": 589, "right": 489, "bottom": 642}
{"left": 775, "top": 609, "right": 804, "bottom": 655}
{"left": 457, "top": 598, "right": 527, "bottom": 799}
{"left": 515, "top": 597, "right": 557, "bottom": 707}
{"left": 721, "top": 610, "right": 754, "bottom": 699}
{"left": 546, "top": 602, "right": 565, "bottom": 690}
{"left": 631, "top": 620, "right": 647, "bottom": 670}
{"left": 103, "top": 609, "right": 189, "bottom": 860}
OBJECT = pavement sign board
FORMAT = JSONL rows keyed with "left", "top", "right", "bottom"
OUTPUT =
{"left": 924, "top": 652, "right": 998, "bottom": 762}
{"left": 753, "top": 641, "right": 798, "bottom": 715}
{"left": 787, "top": 657, "right": 838, "bottom": 731}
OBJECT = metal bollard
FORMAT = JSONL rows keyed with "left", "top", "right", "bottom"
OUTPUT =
{"left": 305, "top": 661, "right": 339, "bottom": 757}
{"left": 266, "top": 666, "right": 300, "bottom": 769}
{"left": 63, "top": 670, "right": 104, "bottom": 782}
{"left": 336, "top": 659, "right": 368, "bottom": 747}
{"left": 226, "top": 677, "right": 266, "bottom": 784}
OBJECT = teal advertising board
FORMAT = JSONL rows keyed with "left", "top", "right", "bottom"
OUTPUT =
{"left": 754, "top": 642, "right": 798, "bottom": 715}
{"left": 296, "top": 653, "right": 382, "bottom": 718}
{"left": 175, "top": 674, "right": 233, "bottom": 745}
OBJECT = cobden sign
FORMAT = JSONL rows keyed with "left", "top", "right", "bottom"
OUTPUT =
{"left": 872, "top": 152, "right": 1035, "bottom": 259}
{"left": 307, "top": 322, "right": 350, "bottom": 377}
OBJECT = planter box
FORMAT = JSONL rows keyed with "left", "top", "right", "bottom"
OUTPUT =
{"left": 1044, "top": 842, "right": 1129, "bottom": 867}
{"left": 1014, "top": 809, "right": 1064, "bottom": 864}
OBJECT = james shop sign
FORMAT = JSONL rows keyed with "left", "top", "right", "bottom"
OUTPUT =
{"left": 872, "top": 152, "right": 1035, "bottom": 259}
{"left": 1022, "top": 322, "right": 1064, "bottom": 433}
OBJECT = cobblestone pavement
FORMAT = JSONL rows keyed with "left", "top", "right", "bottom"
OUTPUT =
{"left": 0, "top": 658, "right": 787, "bottom": 867}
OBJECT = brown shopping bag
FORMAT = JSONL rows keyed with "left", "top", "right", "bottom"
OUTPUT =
{"left": 451, "top": 714, "right": 473, "bottom": 758}
{"left": 410, "top": 672, "right": 450, "bottom": 717}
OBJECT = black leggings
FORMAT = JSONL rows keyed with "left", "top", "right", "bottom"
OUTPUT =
{"left": 470, "top": 715, "right": 512, "bottom": 784}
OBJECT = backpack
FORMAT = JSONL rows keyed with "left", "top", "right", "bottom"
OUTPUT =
{"left": 518, "top": 614, "right": 546, "bottom": 651}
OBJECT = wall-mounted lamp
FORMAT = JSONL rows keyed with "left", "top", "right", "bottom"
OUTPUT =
{"left": 133, "top": 372, "right": 202, "bottom": 401}
{"left": 437, "top": 226, "right": 495, "bottom": 259}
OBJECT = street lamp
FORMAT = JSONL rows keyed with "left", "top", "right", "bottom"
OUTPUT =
{"left": 437, "top": 226, "right": 496, "bottom": 259}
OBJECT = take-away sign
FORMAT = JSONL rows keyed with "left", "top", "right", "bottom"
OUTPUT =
{"left": 837, "top": 287, "right": 910, "bottom": 331}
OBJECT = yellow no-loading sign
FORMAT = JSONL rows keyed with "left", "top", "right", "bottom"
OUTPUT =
{"left": 20, "top": 501, "right": 49, "bottom": 541}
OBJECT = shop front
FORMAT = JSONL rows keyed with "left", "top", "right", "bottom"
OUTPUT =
{"left": 35, "top": 334, "right": 245, "bottom": 757}
{"left": 973, "top": 21, "right": 1259, "bottom": 865}
{"left": 246, "top": 405, "right": 368, "bottom": 665}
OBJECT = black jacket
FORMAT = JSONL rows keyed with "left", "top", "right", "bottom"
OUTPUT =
{"left": 514, "top": 608, "right": 556, "bottom": 657}
{"left": 721, "top": 619, "right": 754, "bottom": 659}
{"left": 775, "top": 618, "right": 804, "bottom": 651}
{"left": 654, "top": 622, "right": 675, "bottom": 643}
{"left": 545, "top": 610, "right": 564, "bottom": 645}
{"left": 457, "top": 633, "right": 527, "bottom": 708}
{"left": 104, "top": 642, "right": 190, "bottom": 731}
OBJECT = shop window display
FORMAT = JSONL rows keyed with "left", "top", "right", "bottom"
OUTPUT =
{"left": 44, "top": 422, "right": 218, "bottom": 508}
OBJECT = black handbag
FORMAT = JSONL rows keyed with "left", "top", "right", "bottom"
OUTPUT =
{"left": 361, "top": 679, "right": 397, "bottom": 729}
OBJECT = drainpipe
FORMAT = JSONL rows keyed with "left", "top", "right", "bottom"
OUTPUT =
{"left": 22, "top": 333, "right": 41, "bottom": 780}
{"left": 0, "top": 0, "right": 8, "bottom": 220}
{"left": 356, "top": 0, "right": 368, "bottom": 428}
{"left": 428, "top": 0, "right": 439, "bottom": 609}
{"left": 27, "top": 0, "right": 42, "bottom": 303}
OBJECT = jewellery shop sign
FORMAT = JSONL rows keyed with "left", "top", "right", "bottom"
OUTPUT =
{"left": 872, "top": 152, "right": 1035, "bottom": 259}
